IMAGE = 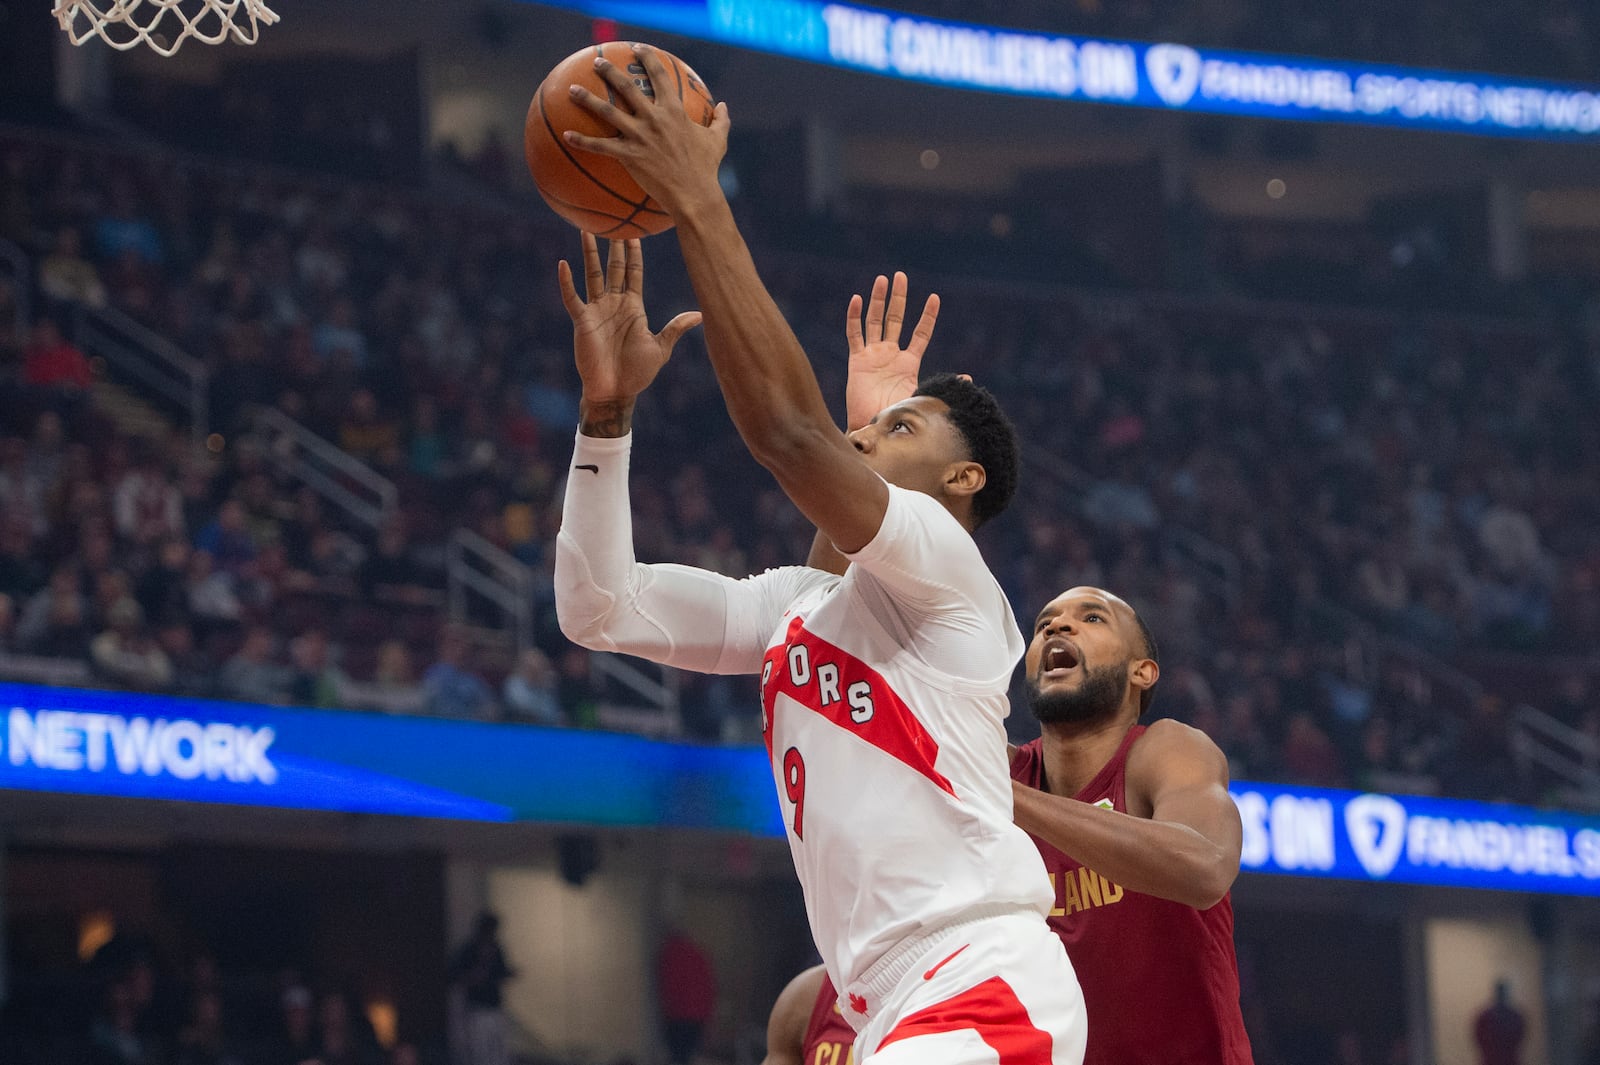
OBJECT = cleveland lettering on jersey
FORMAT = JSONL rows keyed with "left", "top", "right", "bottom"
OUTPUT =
{"left": 1047, "top": 868, "right": 1126, "bottom": 917}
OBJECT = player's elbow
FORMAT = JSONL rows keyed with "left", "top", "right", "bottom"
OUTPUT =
{"left": 552, "top": 540, "right": 618, "bottom": 650}
{"left": 1186, "top": 853, "right": 1240, "bottom": 910}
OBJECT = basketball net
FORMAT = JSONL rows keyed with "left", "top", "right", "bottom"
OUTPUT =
{"left": 54, "top": 0, "right": 279, "bottom": 58}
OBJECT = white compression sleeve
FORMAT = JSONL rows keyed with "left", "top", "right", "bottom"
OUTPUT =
{"left": 554, "top": 430, "right": 747, "bottom": 674}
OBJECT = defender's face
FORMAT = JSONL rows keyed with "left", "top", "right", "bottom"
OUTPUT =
{"left": 846, "top": 395, "right": 965, "bottom": 496}
{"left": 1025, "top": 587, "right": 1139, "bottom": 697}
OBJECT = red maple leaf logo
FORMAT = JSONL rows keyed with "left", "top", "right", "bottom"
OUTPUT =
{"left": 848, "top": 992, "right": 868, "bottom": 1015}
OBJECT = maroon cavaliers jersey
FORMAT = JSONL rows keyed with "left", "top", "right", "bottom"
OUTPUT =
{"left": 1011, "top": 727, "right": 1253, "bottom": 1065}
{"left": 802, "top": 972, "right": 856, "bottom": 1065}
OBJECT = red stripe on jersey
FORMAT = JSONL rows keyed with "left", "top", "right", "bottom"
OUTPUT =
{"left": 761, "top": 616, "right": 955, "bottom": 798}
{"left": 874, "top": 976, "right": 1052, "bottom": 1064}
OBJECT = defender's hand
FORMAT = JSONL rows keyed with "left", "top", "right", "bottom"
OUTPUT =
{"left": 558, "top": 233, "right": 701, "bottom": 405}
{"left": 563, "top": 44, "right": 730, "bottom": 221}
{"left": 845, "top": 272, "right": 940, "bottom": 431}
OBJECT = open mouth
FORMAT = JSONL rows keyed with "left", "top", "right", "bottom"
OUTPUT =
{"left": 1040, "top": 640, "right": 1080, "bottom": 679}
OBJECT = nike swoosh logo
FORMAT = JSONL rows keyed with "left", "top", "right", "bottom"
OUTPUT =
{"left": 923, "top": 943, "right": 969, "bottom": 980}
{"left": 574, "top": 464, "right": 599, "bottom": 474}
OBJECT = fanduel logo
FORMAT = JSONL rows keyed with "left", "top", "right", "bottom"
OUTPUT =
{"left": 3, "top": 708, "right": 277, "bottom": 784}
{"left": 1346, "top": 793, "right": 1407, "bottom": 878}
{"left": 1146, "top": 44, "right": 1202, "bottom": 107}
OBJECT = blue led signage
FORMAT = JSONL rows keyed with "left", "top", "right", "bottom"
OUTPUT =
{"left": 4, "top": 682, "right": 1599, "bottom": 895}
{"left": 528, "top": 0, "right": 1600, "bottom": 139}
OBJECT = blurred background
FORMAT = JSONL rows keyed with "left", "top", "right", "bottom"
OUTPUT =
{"left": 1, "top": 1, "right": 1599, "bottom": 1063}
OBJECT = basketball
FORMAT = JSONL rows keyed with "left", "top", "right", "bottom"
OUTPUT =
{"left": 525, "top": 42, "right": 716, "bottom": 239}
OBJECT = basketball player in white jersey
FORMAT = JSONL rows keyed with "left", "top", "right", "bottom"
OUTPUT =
{"left": 554, "top": 45, "right": 1086, "bottom": 1065}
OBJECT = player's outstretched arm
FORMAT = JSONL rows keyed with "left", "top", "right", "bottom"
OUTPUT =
{"left": 761, "top": 965, "right": 827, "bottom": 1065}
{"left": 566, "top": 45, "right": 888, "bottom": 555}
{"left": 805, "top": 271, "right": 941, "bottom": 573}
{"left": 1012, "top": 720, "right": 1243, "bottom": 909}
{"left": 553, "top": 235, "right": 787, "bottom": 674}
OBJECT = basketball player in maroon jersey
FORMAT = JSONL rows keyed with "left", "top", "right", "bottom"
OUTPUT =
{"left": 764, "top": 965, "right": 856, "bottom": 1065}
{"left": 828, "top": 283, "right": 1252, "bottom": 1063}
{"left": 1011, "top": 587, "right": 1253, "bottom": 1065}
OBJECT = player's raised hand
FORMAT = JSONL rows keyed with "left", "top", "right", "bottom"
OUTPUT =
{"left": 844, "top": 271, "right": 940, "bottom": 431}
{"left": 564, "top": 44, "right": 730, "bottom": 220}
{"left": 558, "top": 233, "right": 701, "bottom": 406}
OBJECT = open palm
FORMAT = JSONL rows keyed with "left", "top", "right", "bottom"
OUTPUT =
{"left": 558, "top": 233, "right": 701, "bottom": 403}
{"left": 844, "top": 271, "right": 940, "bottom": 431}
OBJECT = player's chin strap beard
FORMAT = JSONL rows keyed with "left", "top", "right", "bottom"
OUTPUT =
{"left": 1027, "top": 661, "right": 1128, "bottom": 726}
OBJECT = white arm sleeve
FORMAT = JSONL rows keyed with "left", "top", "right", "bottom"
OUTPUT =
{"left": 554, "top": 431, "right": 821, "bottom": 676}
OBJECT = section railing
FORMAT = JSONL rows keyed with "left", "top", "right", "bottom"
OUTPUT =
{"left": 445, "top": 529, "right": 534, "bottom": 653}
{"left": 73, "top": 302, "right": 209, "bottom": 445}
{"left": 244, "top": 405, "right": 397, "bottom": 531}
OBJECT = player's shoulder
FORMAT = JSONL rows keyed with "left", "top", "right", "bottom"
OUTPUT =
{"left": 1127, "top": 718, "right": 1230, "bottom": 779}
{"left": 770, "top": 963, "right": 828, "bottom": 1027}
{"left": 751, "top": 564, "right": 837, "bottom": 598}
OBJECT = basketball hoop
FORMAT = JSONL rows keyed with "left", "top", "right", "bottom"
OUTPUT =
{"left": 54, "top": 0, "right": 279, "bottom": 58}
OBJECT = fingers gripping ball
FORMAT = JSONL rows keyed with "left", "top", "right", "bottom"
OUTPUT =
{"left": 526, "top": 42, "right": 716, "bottom": 239}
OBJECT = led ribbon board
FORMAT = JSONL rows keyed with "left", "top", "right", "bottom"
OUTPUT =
{"left": 529, "top": 0, "right": 1600, "bottom": 139}
{"left": 0, "top": 683, "right": 782, "bottom": 834}
{"left": 1233, "top": 781, "right": 1600, "bottom": 896}
{"left": 4, "top": 682, "right": 1600, "bottom": 895}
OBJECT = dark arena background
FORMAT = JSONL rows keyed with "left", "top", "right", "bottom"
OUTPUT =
{"left": 1, "top": 1, "right": 1600, "bottom": 1063}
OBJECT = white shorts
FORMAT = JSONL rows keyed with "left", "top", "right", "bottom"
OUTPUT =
{"left": 842, "top": 906, "right": 1086, "bottom": 1065}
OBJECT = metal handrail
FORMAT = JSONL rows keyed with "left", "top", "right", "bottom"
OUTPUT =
{"left": 446, "top": 529, "right": 534, "bottom": 652}
{"left": 589, "top": 653, "right": 681, "bottom": 720}
{"left": 74, "top": 303, "right": 209, "bottom": 444}
{"left": 246, "top": 405, "right": 397, "bottom": 530}
{"left": 0, "top": 238, "right": 30, "bottom": 344}
{"left": 1511, "top": 704, "right": 1600, "bottom": 797}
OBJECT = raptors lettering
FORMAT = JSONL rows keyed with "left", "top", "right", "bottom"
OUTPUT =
{"left": 760, "top": 617, "right": 955, "bottom": 804}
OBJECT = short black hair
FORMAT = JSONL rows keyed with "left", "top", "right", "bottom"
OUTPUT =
{"left": 1131, "top": 608, "right": 1160, "bottom": 716}
{"left": 913, "top": 374, "right": 1019, "bottom": 528}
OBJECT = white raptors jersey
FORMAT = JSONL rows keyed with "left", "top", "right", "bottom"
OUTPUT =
{"left": 739, "top": 486, "right": 1054, "bottom": 992}
{"left": 555, "top": 437, "right": 1055, "bottom": 996}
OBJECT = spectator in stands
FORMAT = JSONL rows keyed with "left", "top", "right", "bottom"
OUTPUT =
{"left": 287, "top": 627, "right": 345, "bottom": 708}
{"left": 1473, "top": 980, "right": 1526, "bottom": 1065}
{"left": 337, "top": 388, "right": 396, "bottom": 462}
{"left": 314, "top": 297, "right": 370, "bottom": 370}
{"left": 193, "top": 500, "right": 257, "bottom": 574}
{"left": 95, "top": 180, "right": 164, "bottom": 267}
{"left": 422, "top": 626, "right": 494, "bottom": 720}
{"left": 90, "top": 597, "right": 173, "bottom": 692}
{"left": 137, "top": 536, "right": 192, "bottom": 623}
{"left": 155, "top": 618, "right": 211, "bottom": 698}
{"left": 1281, "top": 710, "right": 1344, "bottom": 787}
{"left": 316, "top": 989, "right": 383, "bottom": 1065}
{"left": 264, "top": 984, "right": 318, "bottom": 1065}
{"left": 0, "top": 517, "right": 44, "bottom": 601}
{"left": 0, "top": 592, "right": 15, "bottom": 653}
{"left": 406, "top": 395, "right": 447, "bottom": 478}
{"left": 451, "top": 912, "right": 515, "bottom": 1065}
{"left": 357, "top": 520, "right": 429, "bottom": 603}
{"left": 0, "top": 437, "right": 49, "bottom": 538}
{"left": 20, "top": 317, "right": 93, "bottom": 412}
{"left": 218, "top": 624, "right": 292, "bottom": 705}
{"left": 502, "top": 648, "right": 562, "bottom": 727}
{"left": 18, "top": 565, "right": 90, "bottom": 657}
{"left": 87, "top": 942, "right": 159, "bottom": 1065}
{"left": 174, "top": 988, "right": 241, "bottom": 1065}
{"left": 185, "top": 549, "right": 243, "bottom": 628}
{"left": 657, "top": 927, "right": 716, "bottom": 1065}
{"left": 38, "top": 225, "right": 108, "bottom": 309}
{"left": 113, "top": 443, "right": 185, "bottom": 547}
